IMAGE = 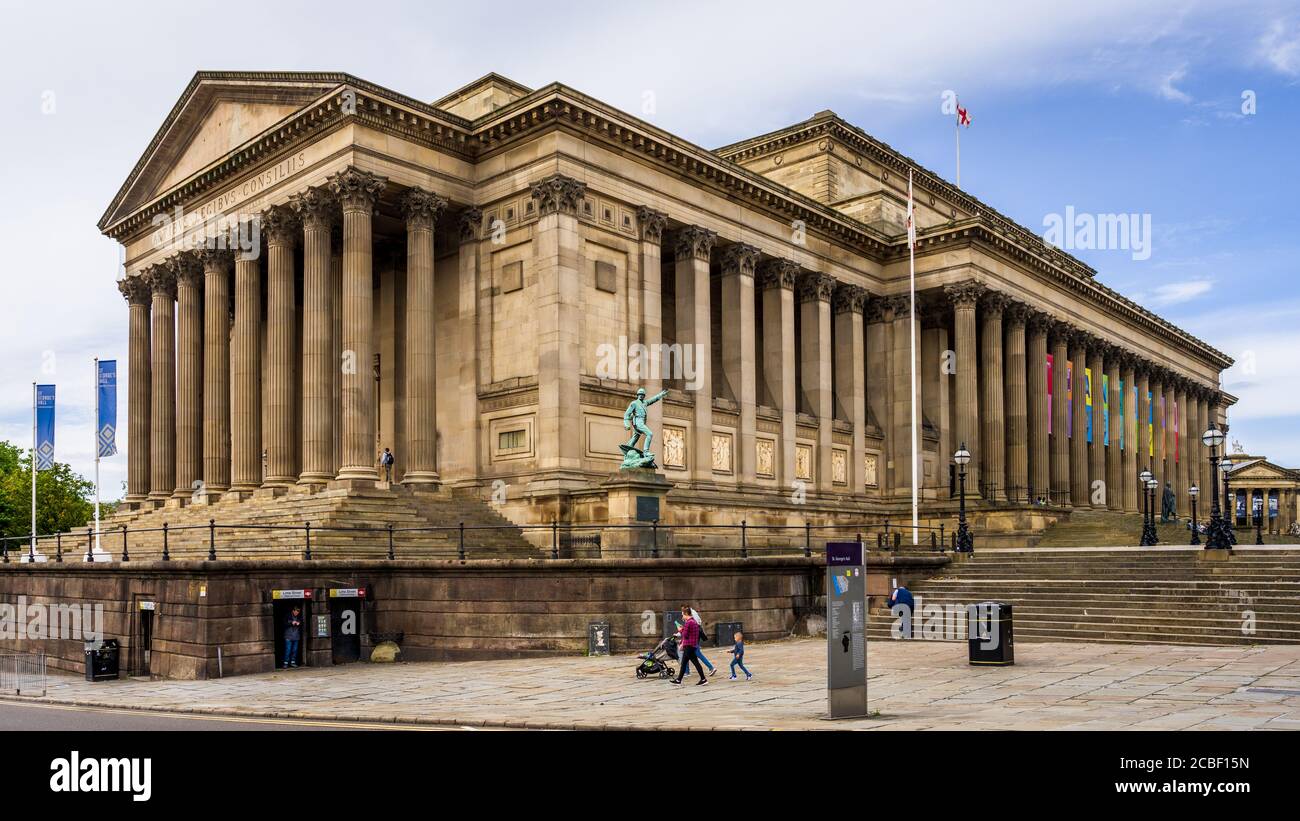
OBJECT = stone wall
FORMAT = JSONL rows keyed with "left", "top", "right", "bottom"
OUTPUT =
{"left": 0, "top": 554, "right": 947, "bottom": 680}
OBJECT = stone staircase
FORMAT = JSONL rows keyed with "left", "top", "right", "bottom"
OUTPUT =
{"left": 867, "top": 546, "right": 1300, "bottom": 646}
{"left": 92, "top": 483, "right": 538, "bottom": 560}
{"left": 1032, "top": 508, "right": 1300, "bottom": 548}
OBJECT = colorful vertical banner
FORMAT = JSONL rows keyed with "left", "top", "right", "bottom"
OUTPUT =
{"left": 97, "top": 360, "right": 118, "bottom": 457}
{"left": 1101, "top": 373, "right": 1109, "bottom": 447}
{"left": 1084, "top": 367, "right": 1093, "bottom": 444}
{"left": 1270, "top": 493, "right": 1278, "bottom": 520}
{"left": 1147, "top": 390, "right": 1154, "bottom": 457}
{"left": 1066, "top": 361, "right": 1074, "bottom": 438}
{"left": 1174, "top": 398, "right": 1180, "bottom": 463}
{"left": 1117, "top": 377, "right": 1124, "bottom": 449}
{"left": 35, "top": 384, "right": 56, "bottom": 470}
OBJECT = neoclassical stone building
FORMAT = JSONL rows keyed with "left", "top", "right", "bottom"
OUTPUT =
{"left": 103, "top": 71, "right": 1232, "bottom": 539}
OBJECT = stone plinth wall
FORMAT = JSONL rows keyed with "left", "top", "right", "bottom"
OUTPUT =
{"left": 0, "top": 554, "right": 949, "bottom": 680}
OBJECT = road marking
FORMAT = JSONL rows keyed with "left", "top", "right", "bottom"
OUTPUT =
{"left": 0, "top": 701, "right": 463, "bottom": 730}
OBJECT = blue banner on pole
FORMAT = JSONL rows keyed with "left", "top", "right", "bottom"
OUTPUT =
{"left": 36, "top": 384, "right": 56, "bottom": 471}
{"left": 97, "top": 360, "right": 118, "bottom": 457}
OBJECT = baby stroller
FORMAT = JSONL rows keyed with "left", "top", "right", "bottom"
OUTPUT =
{"left": 634, "top": 635, "right": 678, "bottom": 679}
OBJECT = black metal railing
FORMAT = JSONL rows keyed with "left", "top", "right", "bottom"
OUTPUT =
{"left": 0, "top": 517, "right": 962, "bottom": 564}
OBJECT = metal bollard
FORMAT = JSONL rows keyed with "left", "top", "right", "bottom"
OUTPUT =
{"left": 652, "top": 519, "right": 660, "bottom": 559}
{"left": 551, "top": 519, "right": 559, "bottom": 560}
{"left": 208, "top": 519, "right": 217, "bottom": 561}
{"left": 120, "top": 524, "right": 129, "bottom": 562}
{"left": 740, "top": 520, "right": 748, "bottom": 558}
{"left": 162, "top": 522, "right": 170, "bottom": 561}
{"left": 804, "top": 522, "right": 812, "bottom": 557}
{"left": 303, "top": 522, "right": 312, "bottom": 561}
{"left": 458, "top": 521, "right": 465, "bottom": 561}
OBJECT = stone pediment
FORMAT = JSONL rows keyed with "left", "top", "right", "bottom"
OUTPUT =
{"left": 1230, "top": 460, "right": 1295, "bottom": 482}
{"left": 100, "top": 72, "right": 349, "bottom": 229}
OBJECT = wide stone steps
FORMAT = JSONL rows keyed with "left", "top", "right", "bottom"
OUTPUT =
{"left": 84, "top": 485, "right": 539, "bottom": 560}
{"left": 873, "top": 546, "right": 1300, "bottom": 646}
{"left": 1033, "top": 509, "right": 1300, "bottom": 547}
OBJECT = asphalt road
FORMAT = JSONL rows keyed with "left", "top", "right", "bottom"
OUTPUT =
{"left": 0, "top": 701, "right": 472, "bottom": 731}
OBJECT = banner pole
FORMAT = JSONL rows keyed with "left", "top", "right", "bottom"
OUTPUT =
{"left": 31, "top": 382, "right": 37, "bottom": 554}
{"left": 94, "top": 357, "right": 101, "bottom": 554}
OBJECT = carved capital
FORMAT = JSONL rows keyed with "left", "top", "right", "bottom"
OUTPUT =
{"left": 865, "top": 299, "right": 889, "bottom": 324}
{"left": 757, "top": 258, "right": 798, "bottom": 291}
{"left": 458, "top": 207, "right": 483, "bottom": 243}
{"left": 672, "top": 225, "right": 716, "bottom": 263}
{"left": 1004, "top": 300, "right": 1031, "bottom": 327}
{"left": 1026, "top": 311, "right": 1052, "bottom": 336}
{"left": 289, "top": 187, "right": 337, "bottom": 231}
{"left": 1049, "top": 320, "right": 1076, "bottom": 348}
{"left": 260, "top": 205, "right": 299, "bottom": 246}
{"left": 529, "top": 173, "right": 586, "bottom": 216}
{"left": 944, "top": 280, "right": 984, "bottom": 309}
{"left": 118, "top": 275, "right": 152, "bottom": 306}
{"left": 797, "top": 272, "right": 837, "bottom": 303}
{"left": 326, "top": 167, "right": 388, "bottom": 213}
{"left": 981, "top": 290, "right": 1010, "bottom": 318}
{"left": 882, "top": 293, "right": 912, "bottom": 318}
{"left": 833, "top": 283, "right": 867, "bottom": 315}
{"left": 399, "top": 187, "right": 448, "bottom": 230}
{"left": 194, "top": 247, "right": 234, "bottom": 273}
{"left": 169, "top": 253, "right": 203, "bottom": 288}
{"left": 143, "top": 264, "right": 176, "bottom": 300}
{"left": 636, "top": 206, "right": 667, "bottom": 244}
{"left": 719, "top": 243, "right": 760, "bottom": 278}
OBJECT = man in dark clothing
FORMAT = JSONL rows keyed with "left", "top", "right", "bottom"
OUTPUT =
{"left": 672, "top": 605, "right": 708, "bottom": 685}
{"left": 380, "top": 448, "right": 395, "bottom": 483}
{"left": 284, "top": 606, "right": 303, "bottom": 669}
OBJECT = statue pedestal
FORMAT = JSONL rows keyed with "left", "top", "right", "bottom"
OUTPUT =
{"left": 601, "top": 469, "right": 673, "bottom": 558}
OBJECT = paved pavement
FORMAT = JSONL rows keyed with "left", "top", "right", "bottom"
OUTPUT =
{"left": 6, "top": 638, "right": 1300, "bottom": 730}
{"left": 0, "top": 701, "right": 436, "bottom": 731}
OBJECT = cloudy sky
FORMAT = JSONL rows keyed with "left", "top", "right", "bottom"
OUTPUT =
{"left": 1, "top": 0, "right": 1297, "bottom": 498}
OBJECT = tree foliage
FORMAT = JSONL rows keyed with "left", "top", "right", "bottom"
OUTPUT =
{"left": 0, "top": 440, "right": 112, "bottom": 544}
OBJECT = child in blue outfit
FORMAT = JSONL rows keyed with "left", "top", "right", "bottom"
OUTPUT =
{"left": 728, "top": 630, "right": 752, "bottom": 680}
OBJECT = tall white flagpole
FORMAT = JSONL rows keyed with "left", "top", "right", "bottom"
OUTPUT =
{"left": 31, "top": 382, "right": 37, "bottom": 556}
{"left": 955, "top": 117, "right": 962, "bottom": 190}
{"left": 94, "top": 357, "right": 101, "bottom": 555}
{"left": 908, "top": 170, "right": 919, "bottom": 545}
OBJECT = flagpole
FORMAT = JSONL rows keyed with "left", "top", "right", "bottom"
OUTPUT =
{"left": 94, "top": 357, "right": 101, "bottom": 555}
{"left": 31, "top": 382, "right": 37, "bottom": 556}
{"left": 908, "top": 170, "right": 919, "bottom": 546}
{"left": 955, "top": 120, "right": 961, "bottom": 190}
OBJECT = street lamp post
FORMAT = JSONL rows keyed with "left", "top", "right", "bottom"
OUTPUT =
{"left": 1139, "top": 468, "right": 1154, "bottom": 546}
{"left": 954, "top": 443, "right": 973, "bottom": 553}
{"left": 1202, "top": 423, "right": 1227, "bottom": 550}
{"left": 1188, "top": 484, "right": 1200, "bottom": 545}
{"left": 1221, "top": 456, "right": 1238, "bottom": 547}
{"left": 1145, "top": 477, "right": 1160, "bottom": 546}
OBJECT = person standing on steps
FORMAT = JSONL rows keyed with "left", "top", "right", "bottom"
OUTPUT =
{"left": 672, "top": 605, "right": 708, "bottom": 686}
{"left": 380, "top": 447, "right": 395, "bottom": 483}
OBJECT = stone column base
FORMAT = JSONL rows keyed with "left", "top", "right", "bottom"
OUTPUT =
{"left": 252, "top": 485, "right": 289, "bottom": 500}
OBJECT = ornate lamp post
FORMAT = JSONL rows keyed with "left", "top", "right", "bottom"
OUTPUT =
{"left": 954, "top": 443, "right": 973, "bottom": 553}
{"left": 1139, "top": 468, "right": 1154, "bottom": 546}
{"left": 1220, "top": 456, "right": 1238, "bottom": 547}
{"left": 1188, "top": 484, "right": 1200, "bottom": 545}
{"left": 1145, "top": 476, "right": 1160, "bottom": 546}
{"left": 1201, "top": 423, "right": 1228, "bottom": 550}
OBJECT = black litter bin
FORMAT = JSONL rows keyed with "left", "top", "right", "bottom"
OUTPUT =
{"left": 714, "top": 621, "right": 743, "bottom": 648}
{"left": 85, "top": 638, "right": 120, "bottom": 681}
{"left": 968, "top": 602, "right": 1013, "bottom": 666}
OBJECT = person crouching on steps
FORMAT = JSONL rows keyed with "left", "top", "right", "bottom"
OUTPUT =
{"left": 729, "top": 631, "right": 752, "bottom": 680}
{"left": 673, "top": 605, "right": 708, "bottom": 686}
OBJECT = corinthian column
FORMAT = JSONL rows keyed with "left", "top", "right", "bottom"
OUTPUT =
{"left": 1122, "top": 354, "right": 1139, "bottom": 512}
{"left": 1070, "top": 334, "right": 1090, "bottom": 506}
{"left": 291, "top": 187, "right": 338, "bottom": 486}
{"left": 1175, "top": 379, "right": 1189, "bottom": 516}
{"left": 759, "top": 259, "right": 798, "bottom": 488}
{"left": 673, "top": 225, "right": 716, "bottom": 481}
{"left": 454, "top": 208, "right": 484, "bottom": 480}
{"left": 198, "top": 248, "right": 232, "bottom": 498}
{"left": 399, "top": 187, "right": 447, "bottom": 488}
{"left": 230, "top": 249, "right": 262, "bottom": 493}
{"left": 799, "top": 272, "right": 836, "bottom": 490}
{"left": 834, "top": 284, "right": 867, "bottom": 494}
{"left": 1049, "top": 323, "right": 1072, "bottom": 506}
{"left": 1026, "top": 312, "right": 1050, "bottom": 502}
{"left": 720, "top": 243, "right": 760, "bottom": 484}
{"left": 945, "top": 280, "right": 983, "bottom": 491}
{"left": 171, "top": 254, "right": 203, "bottom": 500}
{"left": 1106, "top": 346, "right": 1122, "bottom": 510}
{"left": 980, "top": 291, "right": 1008, "bottom": 500}
{"left": 118, "top": 275, "right": 151, "bottom": 505}
{"left": 1087, "top": 343, "right": 1105, "bottom": 508}
{"left": 329, "top": 167, "right": 387, "bottom": 482}
{"left": 261, "top": 206, "right": 299, "bottom": 487}
{"left": 1003, "top": 301, "right": 1029, "bottom": 501}
{"left": 636, "top": 207, "right": 667, "bottom": 464}
{"left": 145, "top": 264, "right": 176, "bottom": 501}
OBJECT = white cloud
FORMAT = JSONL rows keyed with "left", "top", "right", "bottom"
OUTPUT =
{"left": 1158, "top": 66, "right": 1194, "bottom": 102}
{"left": 1259, "top": 18, "right": 1300, "bottom": 76}
{"left": 1148, "top": 279, "right": 1214, "bottom": 305}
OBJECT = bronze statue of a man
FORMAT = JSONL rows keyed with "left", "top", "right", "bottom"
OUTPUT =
{"left": 621, "top": 387, "right": 668, "bottom": 469}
